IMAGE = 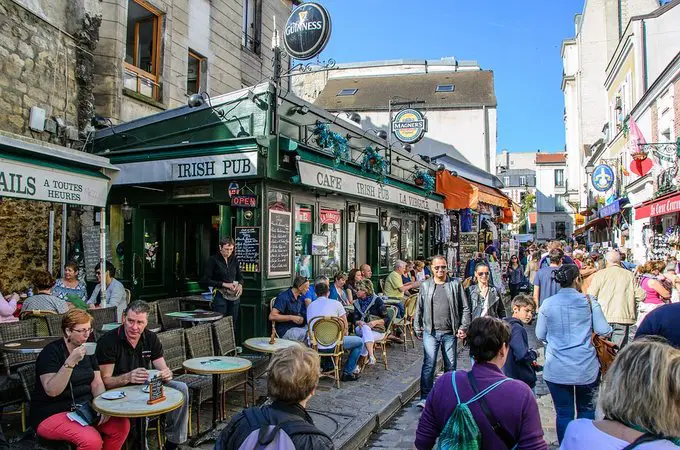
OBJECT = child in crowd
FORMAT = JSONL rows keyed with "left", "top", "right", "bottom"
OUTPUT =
{"left": 502, "top": 294, "right": 539, "bottom": 390}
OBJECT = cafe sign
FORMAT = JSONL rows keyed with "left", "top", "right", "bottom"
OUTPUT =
{"left": 392, "top": 108, "right": 427, "bottom": 144}
{"left": 283, "top": 2, "right": 332, "bottom": 61}
{"left": 114, "top": 152, "right": 258, "bottom": 185}
{"left": 0, "top": 157, "right": 109, "bottom": 207}
{"left": 297, "top": 160, "right": 445, "bottom": 214}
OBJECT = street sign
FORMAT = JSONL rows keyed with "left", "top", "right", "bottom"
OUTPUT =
{"left": 591, "top": 164, "right": 614, "bottom": 192}
{"left": 283, "top": 2, "right": 332, "bottom": 61}
{"left": 392, "top": 108, "right": 427, "bottom": 144}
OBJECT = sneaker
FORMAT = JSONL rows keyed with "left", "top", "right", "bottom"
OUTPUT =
{"left": 416, "top": 399, "right": 426, "bottom": 409}
{"left": 353, "top": 364, "right": 362, "bottom": 374}
{"left": 341, "top": 372, "right": 360, "bottom": 382}
{"left": 368, "top": 355, "right": 376, "bottom": 365}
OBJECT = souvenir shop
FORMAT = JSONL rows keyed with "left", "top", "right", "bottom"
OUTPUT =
{"left": 635, "top": 191, "right": 680, "bottom": 261}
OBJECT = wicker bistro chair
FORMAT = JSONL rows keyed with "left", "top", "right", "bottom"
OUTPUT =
{"left": 373, "top": 305, "right": 399, "bottom": 370}
{"left": 210, "top": 317, "right": 250, "bottom": 419}
{"left": 0, "top": 320, "right": 39, "bottom": 376}
{"left": 157, "top": 297, "right": 182, "bottom": 331}
{"left": 269, "top": 297, "right": 279, "bottom": 338}
{"left": 145, "top": 301, "right": 163, "bottom": 332}
{"left": 308, "top": 317, "right": 345, "bottom": 388}
{"left": 393, "top": 294, "right": 418, "bottom": 351}
{"left": 15, "top": 363, "right": 36, "bottom": 432}
{"left": 183, "top": 323, "right": 217, "bottom": 435}
{"left": 89, "top": 306, "right": 117, "bottom": 340}
{"left": 45, "top": 313, "right": 65, "bottom": 336}
{"left": 19, "top": 310, "right": 57, "bottom": 337}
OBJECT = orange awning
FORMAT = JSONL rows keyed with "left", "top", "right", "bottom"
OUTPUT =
{"left": 436, "top": 171, "right": 478, "bottom": 209}
{"left": 468, "top": 180, "right": 511, "bottom": 208}
{"left": 499, "top": 207, "right": 513, "bottom": 223}
{"left": 529, "top": 212, "right": 537, "bottom": 224}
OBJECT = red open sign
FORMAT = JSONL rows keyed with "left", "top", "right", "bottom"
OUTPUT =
{"left": 231, "top": 195, "right": 257, "bottom": 208}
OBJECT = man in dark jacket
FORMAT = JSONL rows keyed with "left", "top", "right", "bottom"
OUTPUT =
{"left": 502, "top": 294, "right": 538, "bottom": 389}
{"left": 414, "top": 255, "right": 471, "bottom": 409}
{"left": 217, "top": 345, "right": 333, "bottom": 449}
{"left": 203, "top": 238, "right": 244, "bottom": 322}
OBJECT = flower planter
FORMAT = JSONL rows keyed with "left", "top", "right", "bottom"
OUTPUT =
{"left": 415, "top": 178, "right": 424, "bottom": 186}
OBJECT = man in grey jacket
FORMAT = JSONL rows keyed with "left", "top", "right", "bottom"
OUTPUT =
{"left": 414, "top": 255, "right": 471, "bottom": 409}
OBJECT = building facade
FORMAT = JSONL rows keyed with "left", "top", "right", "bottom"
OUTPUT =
{"left": 535, "top": 153, "right": 573, "bottom": 241}
{"left": 496, "top": 150, "right": 537, "bottom": 234}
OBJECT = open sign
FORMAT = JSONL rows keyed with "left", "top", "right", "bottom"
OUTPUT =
{"left": 231, "top": 195, "right": 257, "bottom": 208}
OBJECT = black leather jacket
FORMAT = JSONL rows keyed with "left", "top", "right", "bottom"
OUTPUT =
{"left": 203, "top": 253, "right": 244, "bottom": 289}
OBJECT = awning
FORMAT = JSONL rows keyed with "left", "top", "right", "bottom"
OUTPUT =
{"left": 635, "top": 191, "right": 680, "bottom": 220}
{"left": 436, "top": 171, "right": 478, "bottom": 209}
{"left": 529, "top": 211, "right": 537, "bottom": 225}
{"left": 468, "top": 180, "right": 511, "bottom": 208}
{"left": 0, "top": 132, "right": 118, "bottom": 207}
{"left": 573, "top": 217, "right": 607, "bottom": 235}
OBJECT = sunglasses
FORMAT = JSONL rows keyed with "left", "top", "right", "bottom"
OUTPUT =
{"left": 477, "top": 272, "right": 490, "bottom": 276}
{"left": 433, "top": 265, "right": 447, "bottom": 270}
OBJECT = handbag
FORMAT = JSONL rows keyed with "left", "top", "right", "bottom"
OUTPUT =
{"left": 586, "top": 295, "right": 619, "bottom": 376}
{"left": 69, "top": 381, "right": 99, "bottom": 426}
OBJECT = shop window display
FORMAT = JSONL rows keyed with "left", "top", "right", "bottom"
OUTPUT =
{"left": 319, "top": 209, "right": 342, "bottom": 277}
{"left": 295, "top": 204, "right": 314, "bottom": 277}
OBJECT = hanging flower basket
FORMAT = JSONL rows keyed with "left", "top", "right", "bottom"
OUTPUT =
{"left": 631, "top": 150, "right": 648, "bottom": 161}
{"left": 414, "top": 169, "right": 435, "bottom": 192}
{"left": 313, "top": 120, "right": 350, "bottom": 167}
{"left": 369, "top": 157, "right": 377, "bottom": 166}
{"left": 360, "top": 146, "right": 388, "bottom": 185}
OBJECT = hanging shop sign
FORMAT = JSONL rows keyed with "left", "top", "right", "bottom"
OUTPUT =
{"left": 591, "top": 164, "right": 615, "bottom": 192}
{"left": 231, "top": 195, "right": 257, "bottom": 208}
{"left": 392, "top": 109, "right": 427, "bottom": 144}
{"left": 283, "top": 2, "right": 332, "bottom": 61}
{"left": 113, "top": 151, "right": 258, "bottom": 185}
{"left": 319, "top": 208, "right": 341, "bottom": 224}
{"left": 599, "top": 200, "right": 621, "bottom": 218}
{"left": 297, "top": 160, "right": 445, "bottom": 214}
{"left": 228, "top": 181, "right": 240, "bottom": 197}
{"left": 0, "top": 157, "right": 109, "bottom": 207}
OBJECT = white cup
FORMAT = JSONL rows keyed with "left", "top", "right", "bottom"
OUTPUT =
{"left": 83, "top": 342, "right": 97, "bottom": 356}
{"left": 147, "top": 369, "right": 160, "bottom": 382}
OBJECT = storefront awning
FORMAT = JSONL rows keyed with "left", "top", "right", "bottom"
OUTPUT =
{"left": 468, "top": 180, "right": 511, "bottom": 208}
{"left": 574, "top": 217, "right": 607, "bottom": 235}
{"left": 0, "top": 132, "right": 118, "bottom": 207}
{"left": 635, "top": 191, "right": 680, "bottom": 220}
{"left": 436, "top": 171, "right": 478, "bottom": 209}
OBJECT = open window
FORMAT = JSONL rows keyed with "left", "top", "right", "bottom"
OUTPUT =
{"left": 187, "top": 50, "right": 207, "bottom": 95}
{"left": 242, "top": 0, "right": 262, "bottom": 54}
{"left": 124, "top": 0, "right": 162, "bottom": 100}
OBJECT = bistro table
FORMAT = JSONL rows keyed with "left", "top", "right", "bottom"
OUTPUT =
{"left": 0, "top": 336, "right": 60, "bottom": 354}
{"left": 180, "top": 295, "right": 213, "bottom": 310}
{"left": 183, "top": 356, "right": 252, "bottom": 446}
{"left": 165, "top": 310, "right": 223, "bottom": 326}
{"left": 93, "top": 384, "right": 184, "bottom": 449}
{"left": 242, "top": 337, "right": 302, "bottom": 354}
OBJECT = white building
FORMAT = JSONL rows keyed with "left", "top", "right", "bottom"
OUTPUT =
{"left": 535, "top": 153, "right": 573, "bottom": 241}
{"left": 292, "top": 58, "right": 498, "bottom": 174}
{"left": 496, "top": 150, "right": 537, "bottom": 233}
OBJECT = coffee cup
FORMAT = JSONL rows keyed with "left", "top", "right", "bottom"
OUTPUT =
{"left": 83, "top": 342, "right": 97, "bottom": 356}
{"left": 147, "top": 369, "right": 160, "bottom": 382}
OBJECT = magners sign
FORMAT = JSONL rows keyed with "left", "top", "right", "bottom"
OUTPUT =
{"left": 392, "top": 108, "right": 427, "bottom": 144}
{"left": 283, "top": 2, "right": 332, "bottom": 61}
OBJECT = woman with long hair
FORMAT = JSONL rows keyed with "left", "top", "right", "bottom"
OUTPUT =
{"left": 579, "top": 257, "right": 598, "bottom": 293}
{"left": 525, "top": 250, "right": 541, "bottom": 284}
{"left": 466, "top": 262, "right": 505, "bottom": 320}
{"left": 637, "top": 261, "right": 670, "bottom": 326}
{"left": 505, "top": 254, "right": 525, "bottom": 300}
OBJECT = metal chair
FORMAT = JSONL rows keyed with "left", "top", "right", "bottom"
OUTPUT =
{"left": 210, "top": 317, "right": 249, "bottom": 419}
{"left": 156, "top": 297, "right": 182, "bottom": 330}
{"left": 308, "top": 316, "right": 345, "bottom": 388}
{"left": 393, "top": 294, "right": 418, "bottom": 351}
{"left": 20, "top": 310, "right": 57, "bottom": 336}
{"left": 373, "top": 305, "right": 398, "bottom": 370}
{"left": 0, "top": 320, "right": 39, "bottom": 376}
{"left": 269, "top": 297, "right": 279, "bottom": 338}
{"left": 184, "top": 323, "right": 215, "bottom": 435}
{"left": 45, "top": 314, "right": 65, "bottom": 336}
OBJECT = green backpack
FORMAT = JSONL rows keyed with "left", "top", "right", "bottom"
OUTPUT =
{"left": 437, "top": 372, "right": 511, "bottom": 450}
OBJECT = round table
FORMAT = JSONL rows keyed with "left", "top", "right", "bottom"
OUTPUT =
{"left": 165, "top": 311, "right": 223, "bottom": 325}
{"left": 242, "top": 337, "right": 303, "bottom": 354}
{"left": 183, "top": 356, "right": 251, "bottom": 445}
{"left": 0, "top": 336, "right": 60, "bottom": 354}
{"left": 93, "top": 385, "right": 184, "bottom": 448}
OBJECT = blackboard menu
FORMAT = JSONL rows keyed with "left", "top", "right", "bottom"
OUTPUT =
{"left": 82, "top": 225, "right": 111, "bottom": 282}
{"left": 235, "top": 227, "right": 260, "bottom": 272}
{"left": 268, "top": 210, "right": 292, "bottom": 277}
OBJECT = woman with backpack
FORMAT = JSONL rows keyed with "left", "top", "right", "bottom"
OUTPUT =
{"left": 415, "top": 317, "right": 547, "bottom": 450}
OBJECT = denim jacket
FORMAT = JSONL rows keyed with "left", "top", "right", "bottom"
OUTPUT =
{"left": 536, "top": 288, "right": 612, "bottom": 385}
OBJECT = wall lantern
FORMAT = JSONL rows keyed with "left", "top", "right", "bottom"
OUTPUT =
{"left": 121, "top": 198, "right": 133, "bottom": 223}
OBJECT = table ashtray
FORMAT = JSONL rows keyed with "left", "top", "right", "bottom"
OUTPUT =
{"left": 101, "top": 391, "right": 126, "bottom": 400}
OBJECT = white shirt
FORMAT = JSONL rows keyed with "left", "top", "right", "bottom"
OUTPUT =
{"left": 561, "top": 420, "right": 679, "bottom": 450}
{"left": 305, "top": 296, "right": 345, "bottom": 350}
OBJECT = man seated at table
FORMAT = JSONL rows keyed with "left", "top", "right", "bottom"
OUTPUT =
{"left": 303, "top": 275, "right": 329, "bottom": 306}
{"left": 269, "top": 276, "right": 310, "bottom": 341}
{"left": 306, "top": 281, "right": 363, "bottom": 381}
{"left": 384, "top": 260, "right": 420, "bottom": 302}
{"left": 95, "top": 300, "right": 189, "bottom": 450}
{"left": 360, "top": 264, "right": 373, "bottom": 288}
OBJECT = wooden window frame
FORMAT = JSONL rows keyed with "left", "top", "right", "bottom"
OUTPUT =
{"left": 125, "top": 0, "right": 162, "bottom": 100}
{"left": 187, "top": 50, "right": 206, "bottom": 95}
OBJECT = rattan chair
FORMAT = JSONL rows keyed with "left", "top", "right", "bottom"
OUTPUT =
{"left": 308, "top": 316, "right": 345, "bottom": 388}
{"left": 393, "top": 294, "right": 418, "bottom": 351}
{"left": 146, "top": 301, "right": 162, "bottom": 331}
{"left": 157, "top": 297, "right": 182, "bottom": 330}
{"left": 45, "top": 313, "right": 65, "bottom": 336}
{"left": 20, "top": 310, "right": 57, "bottom": 336}
{"left": 89, "top": 306, "right": 117, "bottom": 340}
{"left": 269, "top": 297, "right": 279, "bottom": 338}
{"left": 373, "top": 305, "right": 398, "bottom": 370}
{"left": 16, "top": 363, "right": 36, "bottom": 431}
{"left": 0, "top": 320, "right": 38, "bottom": 376}
{"left": 378, "top": 278, "right": 385, "bottom": 292}
{"left": 184, "top": 323, "right": 215, "bottom": 435}
{"left": 210, "top": 317, "right": 249, "bottom": 418}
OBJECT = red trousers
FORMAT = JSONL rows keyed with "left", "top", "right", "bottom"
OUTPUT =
{"left": 37, "top": 412, "right": 130, "bottom": 450}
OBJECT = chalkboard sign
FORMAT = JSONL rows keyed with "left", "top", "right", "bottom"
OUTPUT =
{"left": 82, "top": 225, "right": 111, "bottom": 282}
{"left": 147, "top": 375, "right": 165, "bottom": 405}
{"left": 235, "top": 227, "right": 260, "bottom": 272}
{"left": 268, "top": 210, "right": 292, "bottom": 277}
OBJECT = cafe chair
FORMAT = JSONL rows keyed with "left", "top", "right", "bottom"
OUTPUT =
{"left": 392, "top": 294, "right": 418, "bottom": 351}
{"left": 146, "top": 301, "right": 163, "bottom": 333}
{"left": 308, "top": 316, "right": 345, "bottom": 388}
{"left": 45, "top": 313, "right": 65, "bottom": 336}
{"left": 89, "top": 306, "right": 117, "bottom": 340}
{"left": 157, "top": 297, "right": 182, "bottom": 331}
{"left": 125, "top": 288, "right": 131, "bottom": 305}
{"left": 184, "top": 324, "right": 216, "bottom": 435}
{"left": 0, "top": 320, "right": 39, "bottom": 376}
{"left": 269, "top": 297, "right": 279, "bottom": 338}
{"left": 210, "top": 317, "right": 249, "bottom": 419}
{"left": 379, "top": 278, "right": 385, "bottom": 293}
{"left": 373, "top": 305, "right": 398, "bottom": 370}
{"left": 158, "top": 329, "right": 196, "bottom": 438}
{"left": 20, "top": 310, "right": 56, "bottom": 337}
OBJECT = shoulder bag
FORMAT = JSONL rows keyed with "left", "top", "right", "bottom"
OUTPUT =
{"left": 355, "top": 296, "right": 386, "bottom": 333}
{"left": 586, "top": 295, "right": 618, "bottom": 376}
{"left": 467, "top": 371, "right": 516, "bottom": 449}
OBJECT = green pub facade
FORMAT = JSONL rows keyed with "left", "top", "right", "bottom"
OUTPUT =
{"left": 91, "top": 83, "right": 445, "bottom": 341}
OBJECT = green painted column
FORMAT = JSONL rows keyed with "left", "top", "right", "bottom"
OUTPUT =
{"left": 219, "top": 204, "right": 232, "bottom": 239}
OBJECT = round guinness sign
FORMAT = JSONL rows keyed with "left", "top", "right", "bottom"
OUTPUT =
{"left": 392, "top": 109, "right": 427, "bottom": 144}
{"left": 283, "top": 2, "right": 332, "bottom": 61}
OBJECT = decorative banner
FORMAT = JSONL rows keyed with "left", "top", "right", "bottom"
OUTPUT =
{"left": 591, "top": 164, "right": 615, "bottom": 192}
{"left": 599, "top": 200, "right": 621, "bottom": 218}
{"left": 283, "top": 2, "right": 332, "bottom": 61}
{"left": 392, "top": 109, "right": 427, "bottom": 144}
{"left": 319, "top": 208, "right": 341, "bottom": 224}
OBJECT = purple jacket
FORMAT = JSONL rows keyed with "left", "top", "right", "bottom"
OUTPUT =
{"left": 415, "top": 363, "right": 547, "bottom": 450}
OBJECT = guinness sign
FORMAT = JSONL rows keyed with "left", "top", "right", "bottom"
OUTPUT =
{"left": 392, "top": 109, "right": 427, "bottom": 144}
{"left": 283, "top": 3, "right": 332, "bottom": 61}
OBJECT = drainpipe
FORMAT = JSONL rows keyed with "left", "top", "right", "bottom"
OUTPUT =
{"left": 483, "top": 106, "right": 491, "bottom": 172}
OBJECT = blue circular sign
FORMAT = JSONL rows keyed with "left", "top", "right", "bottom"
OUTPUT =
{"left": 591, "top": 164, "right": 615, "bottom": 192}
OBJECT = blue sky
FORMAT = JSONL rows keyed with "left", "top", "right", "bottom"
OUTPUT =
{"left": 312, "top": 0, "right": 585, "bottom": 153}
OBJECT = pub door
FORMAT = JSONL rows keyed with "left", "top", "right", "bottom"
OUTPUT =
{"left": 131, "top": 208, "right": 175, "bottom": 299}
{"left": 173, "top": 205, "right": 219, "bottom": 294}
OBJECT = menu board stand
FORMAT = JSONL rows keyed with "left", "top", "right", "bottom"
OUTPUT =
{"left": 235, "top": 227, "right": 261, "bottom": 272}
{"left": 147, "top": 376, "right": 166, "bottom": 405}
{"left": 268, "top": 210, "right": 292, "bottom": 278}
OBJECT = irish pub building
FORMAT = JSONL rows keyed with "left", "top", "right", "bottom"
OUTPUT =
{"left": 91, "top": 82, "right": 445, "bottom": 340}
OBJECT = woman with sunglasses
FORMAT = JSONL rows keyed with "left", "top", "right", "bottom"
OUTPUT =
{"left": 466, "top": 262, "right": 506, "bottom": 320}
{"left": 505, "top": 254, "right": 525, "bottom": 300}
{"left": 30, "top": 309, "right": 130, "bottom": 449}
{"left": 87, "top": 262, "right": 126, "bottom": 322}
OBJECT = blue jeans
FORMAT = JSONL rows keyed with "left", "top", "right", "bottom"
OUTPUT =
{"left": 320, "top": 336, "right": 363, "bottom": 375}
{"left": 420, "top": 331, "right": 457, "bottom": 400}
{"left": 546, "top": 377, "right": 599, "bottom": 443}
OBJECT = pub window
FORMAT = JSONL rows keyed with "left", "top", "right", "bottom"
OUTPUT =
{"left": 187, "top": 50, "right": 207, "bottom": 95}
{"left": 319, "top": 209, "right": 342, "bottom": 278}
{"left": 242, "top": 0, "right": 262, "bottom": 53}
{"left": 295, "top": 204, "right": 314, "bottom": 278}
{"left": 124, "top": 0, "right": 162, "bottom": 99}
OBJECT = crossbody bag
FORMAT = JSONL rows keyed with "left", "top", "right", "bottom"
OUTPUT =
{"left": 355, "top": 296, "right": 385, "bottom": 333}
{"left": 467, "top": 371, "right": 516, "bottom": 449}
